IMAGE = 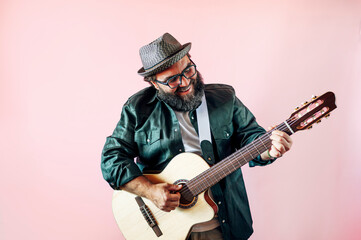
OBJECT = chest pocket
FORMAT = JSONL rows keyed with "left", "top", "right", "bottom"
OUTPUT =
{"left": 134, "top": 129, "right": 163, "bottom": 163}
{"left": 212, "top": 122, "right": 234, "bottom": 160}
{"left": 212, "top": 122, "right": 234, "bottom": 140}
{"left": 134, "top": 129, "right": 161, "bottom": 144}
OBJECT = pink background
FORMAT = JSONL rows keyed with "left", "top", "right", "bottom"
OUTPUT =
{"left": 1, "top": 0, "right": 360, "bottom": 239}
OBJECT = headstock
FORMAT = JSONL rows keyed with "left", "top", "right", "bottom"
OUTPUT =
{"left": 288, "top": 92, "right": 337, "bottom": 133}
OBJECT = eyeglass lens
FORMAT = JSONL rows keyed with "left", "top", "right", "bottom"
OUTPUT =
{"left": 168, "top": 65, "right": 196, "bottom": 88}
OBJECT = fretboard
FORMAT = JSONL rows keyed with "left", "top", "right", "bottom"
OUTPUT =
{"left": 186, "top": 120, "right": 293, "bottom": 196}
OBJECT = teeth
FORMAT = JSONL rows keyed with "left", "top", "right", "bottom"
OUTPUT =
{"left": 179, "top": 86, "right": 191, "bottom": 92}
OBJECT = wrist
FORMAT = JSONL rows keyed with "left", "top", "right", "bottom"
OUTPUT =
{"left": 141, "top": 178, "right": 156, "bottom": 200}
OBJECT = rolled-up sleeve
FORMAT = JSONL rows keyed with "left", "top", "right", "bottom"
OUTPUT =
{"left": 101, "top": 102, "right": 142, "bottom": 189}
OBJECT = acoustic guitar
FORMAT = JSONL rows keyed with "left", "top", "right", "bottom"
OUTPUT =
{"left": 112, "top": 91, "right": 337, "bottom": 240}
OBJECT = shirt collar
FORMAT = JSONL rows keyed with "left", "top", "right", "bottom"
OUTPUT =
{"left": 147, "top": 89, "right": 158, "bottom": 104}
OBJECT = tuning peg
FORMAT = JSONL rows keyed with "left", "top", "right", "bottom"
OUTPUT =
{"left": 316, "top": 119, "right": 322, "bottom": 124}
{"left": 294, "top": 106, "right": 300, "bottom": 111}
{"left": 325, "top": 113, "right": 330, "bottom": 118}
{"left": 311, "top": 95, "right": 318, "bottom": 100}
{"left": 307, "top": 125, "right": 313, "bottom": 130}
{"left": 302, "top": 101, "right": 309, "bottom": 106}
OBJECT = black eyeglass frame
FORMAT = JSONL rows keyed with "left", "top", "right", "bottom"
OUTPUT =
{"left": 154, "top": 60, "right": 197, "bottom": 89}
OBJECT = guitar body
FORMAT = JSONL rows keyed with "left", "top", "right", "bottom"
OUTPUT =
{"left": 112, "top": 153, "right": 215, "bottom": 240}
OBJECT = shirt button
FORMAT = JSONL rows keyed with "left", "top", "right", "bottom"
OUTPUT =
{"left": 218, "top": 201, "right": 221, "bottom": 205}
{"left": 175, "top": 129, "right": 178, "bottom": 132}
{"left": 191, "top": 116, "right": 194, "bottom": 120}
{"left": 147, "top": 139, "right": 150, "bottom": 143}
{"left": 226, "top": 133, "right": 229, "bottom": 137}
{"left": 208, "top": 157, "right": 211, "bottom": 161}
{"left": 179, "top": 149, "right": 182, "bottom": 152}
{"left": 222, "top": 220, "right": 226, "bottom": 223}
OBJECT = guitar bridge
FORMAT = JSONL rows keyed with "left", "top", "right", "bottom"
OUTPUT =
{"left": 135, "top": 196, "right": 163, "bottom": 237}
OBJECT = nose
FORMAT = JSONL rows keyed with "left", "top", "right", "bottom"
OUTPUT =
{"left": 178, "top": 75, "right": 190, "bottom": 87}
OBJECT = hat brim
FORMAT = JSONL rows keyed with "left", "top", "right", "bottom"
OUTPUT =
{"left": 137, "top": 42, "right": 191, "bottom": 77}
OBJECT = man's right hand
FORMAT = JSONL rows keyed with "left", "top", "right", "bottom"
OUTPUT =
{"left": 148, "top": 183, "right": 182, "bottom": 212}
{"left": 120, "top": 176, "right": 182, "bottom": 212}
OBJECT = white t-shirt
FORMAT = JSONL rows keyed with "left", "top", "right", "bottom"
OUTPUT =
{"left": 174, "top": 111, "right": 202, "bottom": 155}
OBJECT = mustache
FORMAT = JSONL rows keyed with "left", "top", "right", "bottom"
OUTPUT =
{"left": 175, "top": 78, "right": 195, "bottom": 93}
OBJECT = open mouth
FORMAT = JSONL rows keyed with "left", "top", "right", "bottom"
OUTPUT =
{"left": 177, "top": 85, "right": 191, "bottom": 93}
{"left": 176, "top": 85, "right": 192, "bottom": 96}
{"left": 176, "top": 79, "right": 194, "bottom": 94}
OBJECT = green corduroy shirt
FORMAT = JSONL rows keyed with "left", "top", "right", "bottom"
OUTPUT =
{"left": 101, "top": 84, "right": 276, "bottom": 240}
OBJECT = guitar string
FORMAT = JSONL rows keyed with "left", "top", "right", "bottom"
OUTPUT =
{"left": 180, "top": 116, "right": 297, "bottom": 197}
{"left": 191, "top": 115, "right": 303, "bottom": 193}
{"left": 177, "top": 123, "right": 284, "bottom": 197}
{"left": 171, "top": 120, "right": 290, "bottom": 204}
{"left": 149, "top": 118, "right": 300, "bottom": 218}
{"left": 188, "top": 122, "right": 290, "bottom": 192}
{"left": 185, "top": 136, "right": 269, "bottom": 193}
{"left": 185, "top": 119, "right": 295, "bottom": 194}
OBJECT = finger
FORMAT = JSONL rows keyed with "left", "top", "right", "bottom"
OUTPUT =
{"left": 270, "top": 133, "right": 292, "bottom": 150}
{"left": 268, "top": 125, "right": 277, "bottom": 131}
{"left": 165, "top": 200, "right": 179, "bottom": 208}
{"left": 269, "top": 145, "right": 283, "bottom": 158}
{"left": 168, "top": 198, "right": 180, "bottom": 205}
{"left": 157, "top": 197, "right": 179, "bottom": 210}
{"left": 271, "top": 130, "right": 292, "bottom": 145}
{"left": 162, "top": 206, "right": 176, "bottom": 212}
{"left": 167, "top": 184, "right": 182, "bottom": 191}
{"left": 167, "top": 192, "right": 181, "bottom": 201}
{"left": 163, "top": 199, "right": 180, "bottom": 211}
{"left": 272, "top": 140, "right": 286, "bottom": 154}
{"left": 270, "top": 134, "right": 286, "bottom": 146}
{"left": 161, "top": 207, "right": 172, "bottom": 212}
{"left": 275, "top": 137, "right": 291, "bottom": 152}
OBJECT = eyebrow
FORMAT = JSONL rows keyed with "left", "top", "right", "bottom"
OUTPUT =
{"left": 163, "top": 62, "right": 193, "bottom": 82}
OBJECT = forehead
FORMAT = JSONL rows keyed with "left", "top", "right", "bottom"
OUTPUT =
{"left": 156, "top": 56, "right": 190, "bottom": 79}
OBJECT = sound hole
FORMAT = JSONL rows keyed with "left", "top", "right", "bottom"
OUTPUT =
{"left": 173, "top": 179, "right": 198, "bottom": 209}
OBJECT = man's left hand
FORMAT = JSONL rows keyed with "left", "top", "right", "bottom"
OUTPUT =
{"left": 261, "top": 126, "right": 293, "bottom": 160}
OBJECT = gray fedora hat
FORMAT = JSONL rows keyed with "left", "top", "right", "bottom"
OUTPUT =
{"left": 138, "top": 33, "right": 191, "bottom": 77}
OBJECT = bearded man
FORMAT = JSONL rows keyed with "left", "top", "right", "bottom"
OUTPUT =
{"left": 101, "top": 33, "right": 293, "bottom": 240}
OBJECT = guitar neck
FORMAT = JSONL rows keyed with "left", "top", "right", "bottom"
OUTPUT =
{"left": 186, "top": 120, "right": 294, "bottom": 196}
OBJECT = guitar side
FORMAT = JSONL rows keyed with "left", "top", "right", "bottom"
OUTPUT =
{"left": 112, "top": 153, "right": 215, "bottom": 240}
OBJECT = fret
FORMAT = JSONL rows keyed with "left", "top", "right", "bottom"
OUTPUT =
{"left": 251, "top": 141, "right": 262, "bottom": 155}
{"left": 259, "top": 135, "right": 268, "bottom": 150}
{"left": 230, "top": 161, "right": 237, "bottom": 171}
{"left": 239, "top": 152, "right": 249, "bottom": 166}
{"left": 244, "top": 145, "right": 254, "bottom": 159}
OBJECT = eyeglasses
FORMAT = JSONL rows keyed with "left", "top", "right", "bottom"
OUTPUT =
{"left": 155, "top": 60, "right": 197, "bottom": 89}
